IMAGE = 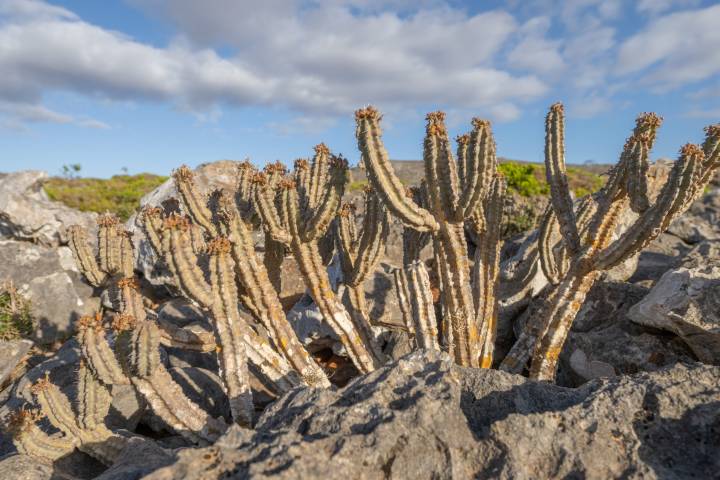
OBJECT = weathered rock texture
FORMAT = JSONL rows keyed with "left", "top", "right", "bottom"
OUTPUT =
{"left": 0, "top": 339, "right": 32, "bottom": 386}
{"left": 629, "top": 265, "right": 720, "bottom": 364}
{"left": 0, "top": 240, "right": 99, "bottom": 344}
{"left": 145, "top": 350, "right": 720, "bottom": 480}
{"left": 0, "top": 171, "right": 96, "bottom": 246}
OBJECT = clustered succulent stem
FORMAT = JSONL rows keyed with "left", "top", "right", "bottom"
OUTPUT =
{"left": 355, "top": 107, "right": 505, "bottom": 368}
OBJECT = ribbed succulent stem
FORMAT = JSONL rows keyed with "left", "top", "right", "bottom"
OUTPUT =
{"left": 77, "top": 362, "right": 112, "bottom": 431}
{"left": 97, "top": 213, "right": 122, "bottom": 275}
{"left": 396, "top": 261, "right": 439, "bottom": 351}
{"left": 173, "top": 165, "right": 217, "bottom": 236}
{"left": 77, "top": 314, "right": 130, "bottom": 385}
{"left": 157, "top": 317, "right": 216, "bottom": 352}
{"left": 132, "top": 369, "right": 227, "bottom": 445}
{"left": 67, "top": 225, "right": 106, "bottom": 287}
{"left": 355, "top": 107, "right": 439, "bottom": 232}
{"left": 162, "top": 214, "right": 214, "bottom": 307}
{"left": 207, "top": 237, "right": 254, "bottom": 427}
{"left": 505, "top": 104, "right": 720, "bottom": 382}
{"left": 544, "top": 103, "right": 580, "bottom": 254}
{"left": 355, "top": 107, "right": 500, "bottom": 368}
{"left": 282, "top": 185, "right": 377, "bottom": 373}
{"left": 343, "top": 285, "right": 385, "bottom": 366}
{"left": 9, "top": 409, "right": 77, "bottom": 461}
{"left": 214, "top": 195, "right": 329, "bottom": 387}
{"left": 30, "top": 373, "right": 125, "bottom": 465}
{"left": 264, "top": 233, "right": 285, "bottom": 293}
{"left": 474, "top": 176, "right": 505, "bottom": 368}
{"left": 291, "top": 230, "right": 376, "bottom": 373}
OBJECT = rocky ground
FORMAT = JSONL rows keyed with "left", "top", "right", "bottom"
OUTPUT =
{"left": 0, "top": 162, "right": 718, "bottom": 479}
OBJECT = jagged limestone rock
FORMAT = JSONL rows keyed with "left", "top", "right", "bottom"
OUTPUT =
{"left": 0, "top": 170, "right": 97, "bottom": 247}
{"left": 143, "top": 350, "right": 720, "bottom": 480}
{"left": 0, "top": 240, "right": 99, "bottom": 344}
{"left": 628, "top": 265, "right": 720, "bottom": 364}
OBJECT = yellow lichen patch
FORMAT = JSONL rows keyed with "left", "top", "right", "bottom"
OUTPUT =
{"left": 545, "top": 346, "right": 563, "bottom": 361}
{"left": 480, "top": 355, "right": 493, "bottom": 369}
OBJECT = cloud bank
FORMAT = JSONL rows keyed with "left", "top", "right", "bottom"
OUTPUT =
{"left": 0, "top": 0, "right": 718, "bottom": 130}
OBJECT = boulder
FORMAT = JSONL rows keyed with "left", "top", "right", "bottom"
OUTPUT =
{"left": 0, "top": 240, "right": 99, "bottom": 344}
{"left": 0, "top": 339, "right": 32, "bottom": 386}
{"left": 665, "top": 188, "right": 720, "bottom": 244}
{"left": 0, "top": 170, "right": 96, "bottom": 246}
{"left": 628, "top": 265, "right": 720, "bottom": 364}
{"left": 143, "top": 350, "right": 720, "bottom": 480}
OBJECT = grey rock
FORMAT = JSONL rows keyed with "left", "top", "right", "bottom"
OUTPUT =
{"left": 568, "top": 348, "right": 616, "bottom": 382}
{"left": 558, "top": 281, "right": 696, "bottom": 386}
{"left": 0, "top": 170, "right": 96, "bottom": 246}
{"left": 0, "top": 454, "right": 63, "bottom": 480}
{"left": 665, "top": 189, "right": 720, "bottom": 244}
{"left": 628, "top": 265, "right": 720, "bottom": 364}
{"left": 95, "top": 437, "right": 173, "bottom": 480}
{"left": 0, "top": 339, "right": 32, "bottom": 386}
{"left": 157, "top": 299, "right": 209, "bottom": 329}
{"left": 0, "top": 240, "right": 99, "bottom": 344}
{"left": 630, "top": 232, "right": 691, "bottom": 284}
{"left": 108, "top": 384, "right": 146, "bottom": 431}
{"left": 144, "top": 350, "right": 720, "bottom": 480}
{"left": 286, "top": 294, "right": 338, "bottom": 352}
{"left": 679, "top": 239, "right": 720, "bottom": 269}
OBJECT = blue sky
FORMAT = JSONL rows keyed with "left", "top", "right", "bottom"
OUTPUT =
{"left": 0, "top": 0, "right": 718, "bottom": 178}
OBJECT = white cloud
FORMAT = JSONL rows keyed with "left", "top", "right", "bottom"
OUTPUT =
{"left": 4, "top": 0, "right": 717, "bottom": 131}
{"left": 508, "top": 16, "right": 565, "bottom": 75}
{"left": 0, "top": 0, "right": 76, "bottom": 21}
{"left": 616, "top": 4, "right": 720, "bottom": 89}
{"left": 0, "top": 99, "right": 108, "bottom": 130}
{"left": 0, "top": 0, "right": 551, "bottom": 129}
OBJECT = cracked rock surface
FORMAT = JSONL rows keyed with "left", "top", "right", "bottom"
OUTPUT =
{"left": 145, "top": 350, "right": 720, "bottom": 480}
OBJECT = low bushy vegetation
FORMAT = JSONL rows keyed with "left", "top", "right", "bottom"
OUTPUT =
{"left": 498, "top": 161, "right": 605, "bottom": 198}
{"left": 0, "top": 281, "right": 34, "bottom": 341}
{"left": 498, "top": 162, "right": 548, "bottom": 196}
{"left": 44, "top": 173, "right": 168, "bottom": 221}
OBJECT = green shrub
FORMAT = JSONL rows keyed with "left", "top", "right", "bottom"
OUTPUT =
{"left": 566, "top": 167, "right": 605, "bottom": 199}
{"left": 0, "top": 282, "right": 34, "bottom": 341}
{"left": 498, "top": 162, "right": 548, "bottom": 197}
{"left": 348, "top": 180, "right": 368, "bottom": 192}
{"left": 44, "top": 173, "right": 168, "bottom": 221}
